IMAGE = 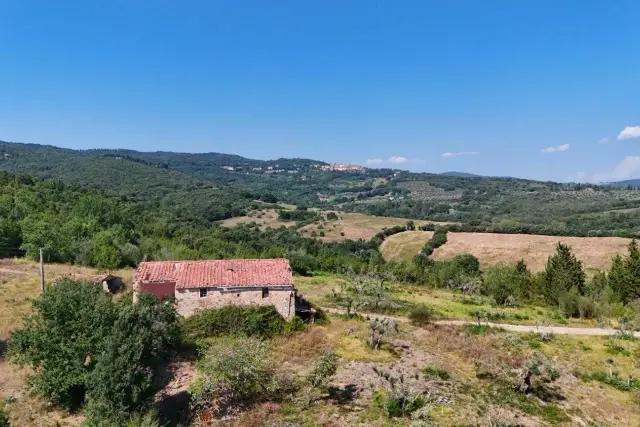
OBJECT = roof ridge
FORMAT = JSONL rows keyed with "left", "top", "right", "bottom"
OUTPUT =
{"left": 138, "top": 258, "right": 289, "bottom": 264}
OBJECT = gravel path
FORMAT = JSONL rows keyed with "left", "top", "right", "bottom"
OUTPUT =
{"left": 320, "top": 307, "right": 640, "bottom": 337}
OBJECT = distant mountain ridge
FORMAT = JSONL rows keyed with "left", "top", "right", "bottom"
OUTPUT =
{"left": 439, "top": 171, "right": 482, "bottom": 178}
{"left": 4, "top": 140, "right": 640, "bottom": 237}
{"left": 608, "top": 179, "right": 640, "bottom": 188}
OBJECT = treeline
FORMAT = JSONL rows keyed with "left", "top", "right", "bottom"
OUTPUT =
{"left": 0, "top": 171, "right": 381, "bottom": 272}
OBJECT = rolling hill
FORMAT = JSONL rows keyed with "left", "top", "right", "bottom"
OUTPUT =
{"left": 4, "top": 140, "right": 640, "bottom": 237}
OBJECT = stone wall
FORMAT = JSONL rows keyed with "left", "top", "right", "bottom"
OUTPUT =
{"left": 174, "top": 286, "right": 296, "bottom": 320}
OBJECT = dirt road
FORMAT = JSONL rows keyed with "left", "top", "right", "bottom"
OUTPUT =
{"left": 320, "top": 307, "right": 640, "bottom": 337}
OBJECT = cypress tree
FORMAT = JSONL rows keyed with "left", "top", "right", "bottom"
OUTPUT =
{"left": 609, "top": 239, "right": 640, "bottom": 304}
{"left": 542, "top": 243, "right": 585, "bottom": 305}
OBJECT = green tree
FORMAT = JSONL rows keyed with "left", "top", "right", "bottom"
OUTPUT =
{"left": 453, "top": 253, "right": 480, "bottom": 275}
{"left": 513, "top": 259, "right": 533, "bottom": 301}
{"left": 8, "top": 279, "right": 116, "bottom": 409}
{"left": 622, "top": 239, "right": 640, "bottom": 303}
{"left": 84, "top": 294, "right": 180, "bottom": 425}
{"left": 0, "top": 217, "right": 21, "bottom": 256}
{"left": 608, "top": 255, "right": 628, "bottom": 303}
{"left": 542, "top": 243, "right": 585, "bottom": 305}
{"left": 88, "top": 228, "right": 124, "bottom": 269}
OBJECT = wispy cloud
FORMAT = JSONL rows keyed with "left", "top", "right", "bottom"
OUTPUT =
{"left": 387, "top": 156, "right": 409, "bottom": 164}
{"left": 540, "top": 144, "right": 570, "bottom": 153}
{"left": 598, "top": 137, "right": 609, "bottom": 144}
{"left": 618, "top": 126, "right": 640, "bottom": 140}
{"left": 365, "top": 155, "right": 423, "bottom": 166}
{"left": 592, "top": 156, "right": 640, "bottom": 182}
{"left": 441, "top": 151, "right": 480, "bottom": 158}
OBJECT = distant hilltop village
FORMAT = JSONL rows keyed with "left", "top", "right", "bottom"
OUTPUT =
{"left": 319, "top": 163, "right": 367, "bottom": 172}
{"left": 220, "top": 162, "right": 367, "bottom": 173}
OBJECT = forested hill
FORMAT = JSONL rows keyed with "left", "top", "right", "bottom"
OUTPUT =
{"left": 3, "top": 140, "right": 640, "bottom": 237}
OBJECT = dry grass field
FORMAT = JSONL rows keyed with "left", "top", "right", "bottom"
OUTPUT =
{"left": 218, "top": 208, "right": 297, "bottom": 229}
{"left": 221, "top": 208, "right": 451, "bottom": 242}
{"left": 379, "top": 230, "right": 434, "bottom": 261}
{"left": 301, "top": 212, "right": 448, "bottom": 242}
{"left": 432, "top": 232, "right": 631, "bottom": 271}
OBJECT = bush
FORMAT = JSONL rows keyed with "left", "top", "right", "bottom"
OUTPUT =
{"left": 7, "top": 280, "right": 179, "bottom": 424}
{"left": 384, "top": 392, "right": 425, "bottom": 417}
{"left": 191, "top": 336, "right": 280, "bottom": 406}
{"left": 84, "top": 294, "right": 180, "bottom": 425}
{"left": 579, "top": 371, "right": 640, "bottom": 391}
{"left": 284, "top": 316, "right": 306, "bottom": 333}
{"left": 308, "top": 349, "right": 340, "bottom": 389}
{"left": 452, "top": 253, "right": 480, "bottom": 274}
{"left": 8, "top": 279, "right": 117, "bottom": 409}
{"left": 183, "top": 306, "right": 286, "bottom": 341}
{"left": 422, "top": 365, "right": 450, "bottom": 380}
{"left": 408, "top": 306, "right": 433, "bottom": 326}
{"left": 0, "top": 406, "right": 9, "bottom": 427}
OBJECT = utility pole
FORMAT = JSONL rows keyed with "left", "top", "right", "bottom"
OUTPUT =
{"left": 39, "top": 248, "right": 45, "bottom": 293}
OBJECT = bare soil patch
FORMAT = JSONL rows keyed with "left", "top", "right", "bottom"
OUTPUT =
{"left": 432, "top": 232, "right": 631, "bottom": 271}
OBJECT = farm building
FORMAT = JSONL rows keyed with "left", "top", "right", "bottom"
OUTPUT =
{"left": 133, "top": 258, "right": 296, "bottom": 319}
{"left": 65, "top": 273, "right": 123, "bottom": 293}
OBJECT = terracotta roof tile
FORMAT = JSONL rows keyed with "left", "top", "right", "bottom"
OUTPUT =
{"left": 134, "top": 258, "right": 294, "bottom": 289}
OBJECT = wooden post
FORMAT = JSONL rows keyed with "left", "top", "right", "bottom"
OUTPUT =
{"left": 39, "top": 248, "right": 45, "bottom": 293}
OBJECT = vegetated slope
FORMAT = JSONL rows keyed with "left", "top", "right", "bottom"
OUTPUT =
{"left": 431, "top": 232, "right": 631, "bottom": 271}
{"left": 0, "top": 141, "right": 255, "bottom": 222}
{"left": 379, "top": 231, "right": 434, "bottom": 261}
{"left": 5, "top": 140, "right": 640, "bottom": 237}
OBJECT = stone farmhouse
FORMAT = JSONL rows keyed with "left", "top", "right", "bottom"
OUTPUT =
{"left": 133, "top": 258, "right": 296, "bottom": 320}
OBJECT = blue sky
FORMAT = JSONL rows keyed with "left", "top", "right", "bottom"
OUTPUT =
{"left": 1, "top": 1, "right": 639, "bottom": 182}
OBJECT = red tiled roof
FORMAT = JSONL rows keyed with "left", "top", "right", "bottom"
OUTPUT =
{"left": 134, "top": 258, "right": 294, "bottom": 289}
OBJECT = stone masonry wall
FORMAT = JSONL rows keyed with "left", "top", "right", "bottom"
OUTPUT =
{"left": 174, "top": 286, "right": 295, "bottom": 320}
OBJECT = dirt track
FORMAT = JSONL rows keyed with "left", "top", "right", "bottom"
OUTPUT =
{"left": 321, "top": 307, "right": 640, "bottom": 337}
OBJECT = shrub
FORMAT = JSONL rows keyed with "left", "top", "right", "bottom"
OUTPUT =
{"left": 0, "top": 406, "right": 9, "bottom": 427}
{"left": 7, "top": 280, "right": 179, "bottom": 424}
{"left": 84, "top": 294, "right": 180, "bottom": 425}
{"left": 308, "top": 349, "right": 340, "bottom": 389}
{"left": 191, "top": 336, "right": 280, "bottom": 406}
{"left": 579, "top": 371, "right": 640, "bottom": 391}
{"left": 8, "top": 279, "right": 117, "bottom": 409}
{"left": 124, "top": 410, "right": 160, "bottom": 427}
{"left": 408, "top": 305, "right": 433, "bottom": 326}
{"left": 284, "top": 316, "right": 306, "bottom": 333}
{"left": 422, "top": 365, "right": 450, "bottom": 380}
{"left": 326, "top": 212, "right": 339, "bottom": 221}
{"left": 183, "top": 306, "right": 285, "bottom": 341}
{"left": 453, "top": 253, "right": 481, "bottom": 274}
{"left": 384, "top": 393, "right": 424, "bottom": 417}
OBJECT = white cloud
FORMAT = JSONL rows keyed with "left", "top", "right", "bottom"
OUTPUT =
{"left": 441, "top": 151, "right": 480, "bottom": 158}
{"left": 591, "top": 156, "right": 640, "bottom": 183}
{"left": 618, "top": 126, "right": 640, "bottom": 140}
{"left": 366, "top": 158, "right": 383, "bottom": 165}
{"left": 541, "top": 144, "right": 570, "bottom": 153}
{"left": 598, "top": 137, "right": 609, "bottom": 144}
{"left": 388, "top": 156, "right": 408, "bottom": 164}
